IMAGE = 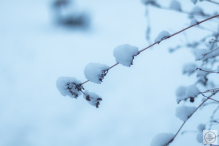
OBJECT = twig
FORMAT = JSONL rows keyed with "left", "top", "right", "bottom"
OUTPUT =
{"left": 166, "top": 90, "right": 219, "bottom": 146}
{"left": 196, "top": 68, "right": 219, "bottom": 74}
{"left": 205, "top": 0, "right": 219, "bottom": 5}
{"left": 80, "top": 15, "right": 219, "bottom": 85}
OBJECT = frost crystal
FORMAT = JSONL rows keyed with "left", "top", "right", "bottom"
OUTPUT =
{"left": 175, "top": 106, "right": 196, "bottom": 121}
{"left": 169, "top": 1, "right": 181, "bottom": 11}
{"left": 182, "top": 63, "right": 197, "bottom": 75}
{"left": 84, "top": 63, "right": 109, "bottom": 84}
{"left": 190, "top": 19, "right": 198, "bottom": 25}
{"left": 83, "top": 90, "right": 102, "bottom": 108}
{"left": 150, "top": 133, "right": 174, "bottom": 146}
{"left": 56, "top": 76, "right": 83, "bottom": 98}
{"left": 113, "top": 44, "right": 139, "bottom": 67}
{"left": 154, "top": 31, "right": 170, "bottom": 43}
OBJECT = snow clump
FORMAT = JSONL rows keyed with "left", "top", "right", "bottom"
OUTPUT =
{"left": 190, "top": 19, "right": 198, "bottom": 25}
{"left": 154, "top": 31, "right": 170, "bottom": 43}
{"left": 175, "top": 85, "right": 199, "bottom": 103}
{"left": 56, "top": 76, "right": 83, "bottom": 98}
{"left": 182, "top": 63, "right": 197, "bottom": 75}
{"left": 84, "top": 63, "right": 109, "bottom": 84}
{"left": 169, "top": 1, "right": 181, "bottom": 11}
{"left": 83, "top": 90, "right": 102, "bottom": 108}
{"left": 113, "top": 44, "right": 139, "bottom": 67}
{"left": 175, "top": 106, "right": 196, "bottom": 121}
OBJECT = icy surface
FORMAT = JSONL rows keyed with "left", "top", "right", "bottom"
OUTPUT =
{"left": 182, "top": 63, "right": 197, "bottom": 75}
{"left": 150, "top": 133, "right": 174, "bottom": 146}
{"left": 169, "top": 1, "right": 181, "bottom": 11}
{"left": 190, "top": 19, "right": 198, "bottom": 25}
{"left": 83, "top": 90, "right": 102, "bottom": 108}
{"left": 113, "top": 44, "right": 139, "bottom": 67}
{"left": 84, "top": 63, "right": 109, "bottom": 84}
{"left": 175, "top": 106, "right": 196, "bottom": 121}
{"left": 154, "top": 31, "right": 170, "bottom": 43}
{"left": 56, "top": 76, "right": 82, "bottom": 98}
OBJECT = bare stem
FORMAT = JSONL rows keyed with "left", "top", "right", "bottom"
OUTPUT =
{"left": 80, "top": 15, "right": 219, "bottom": 85}
{"left": 205, "top": 0, "right": 219, "bottom": 5}
{"left": 166, "top": 90, "right": 219, "bottom": 145}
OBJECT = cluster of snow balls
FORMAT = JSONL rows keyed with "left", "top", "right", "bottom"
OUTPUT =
{"left": 196, "top": 124, "right": 205, "bottom": 143}
{"left": 169, "top": 1, "right": 181, "bottom": 11}
{"left": 84, "top": 63, "right": 109, "bottom": 84}
{"left": 190, "top": 19, "right": 198, "bottom": 26}
{"left": 83, "top": 90, "right": 102, "bottom": 108}
{"left": 182, "top": 63, "right": 197, "bottom": 75}
{"left": 191, "top": 7, "right": 204, "bottom": 15}
{"left": 194, "top": 48, "right": 219, "bottom": 61}
{"left": 175, "top": 85, "right": 200, "bottom": 103}
{"left": 56, "top": 76, "right": 83, "bottom": 98}
{"left": 113, "top": 44, "right": 139, "bottom": 67}
{"left": 175, "top": 105, "right": 196, "bottom": 121}
{"left": 150, "top": 133, "right": 174, "bottom": 146}
{"left": 190, "top": 0, "right": 197, "bottom": 4}
{"left": 154, "top": 31, "right": 170, "bottom": 43}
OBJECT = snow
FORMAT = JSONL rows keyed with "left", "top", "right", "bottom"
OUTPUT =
{"left": 217, "top": 66, "right": 219, "bottom": 72}
{"left": 176, "top": 86, "right": 187, "bottom": 103}
{"left": 196, "top": 124, "right": 205, "bottom": 143}
{"left": 190, "top": 19, "right": 198, "bottom": 26}
{"left": 175, "top": 106, "right": 196, "bottom": 121}
{"left": 56, "top": 76, "right": 83, "bottom": 98}
{"left": 83, "top": 90, "right": 102, "bottom": 108}
{"left": 197, "top": 123, "right": 205, "bottom": 131}
{"left": 169, "top": 1, "right": 181, "bottom": 11}
{"left": 190, "top": 0, "right": 197, "bottom": 4}
{"left": 154, "top": 31, "right": 170, "bottom": 43}
{"left": 84, "top": 63, "right": 109, "bottom": 84}
{"left": 113, "top": 44, "right": 139, "bottom": 67}
{"left": 191, "top": 7, "right": 203, "bottom": 14}
{"left": 196, "top": 132, "right": 203, "bottom": 143}
{"left": 197, "top": 67, "right": 211, "bottom": 83}
{"left": 186, "top": 85, "right": 200, "bottom": 99}
{"left": 182, "top": 63, "right": 197, "bottom": 75}
{"left": 194, "top": 48, "right": 219, "bottom": 61}
{"left": 150, "top": 133, "right": 174, "bottom": 146}
{"left": 175, "top": 85, "right": 199, "bottom": 103}
{"left": 143, "top": 0, "right": 156, "bottom": 4}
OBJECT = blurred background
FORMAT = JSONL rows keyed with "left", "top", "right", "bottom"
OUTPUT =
{"left": 0, "top": 0, "right": 218, "bottom": 145}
